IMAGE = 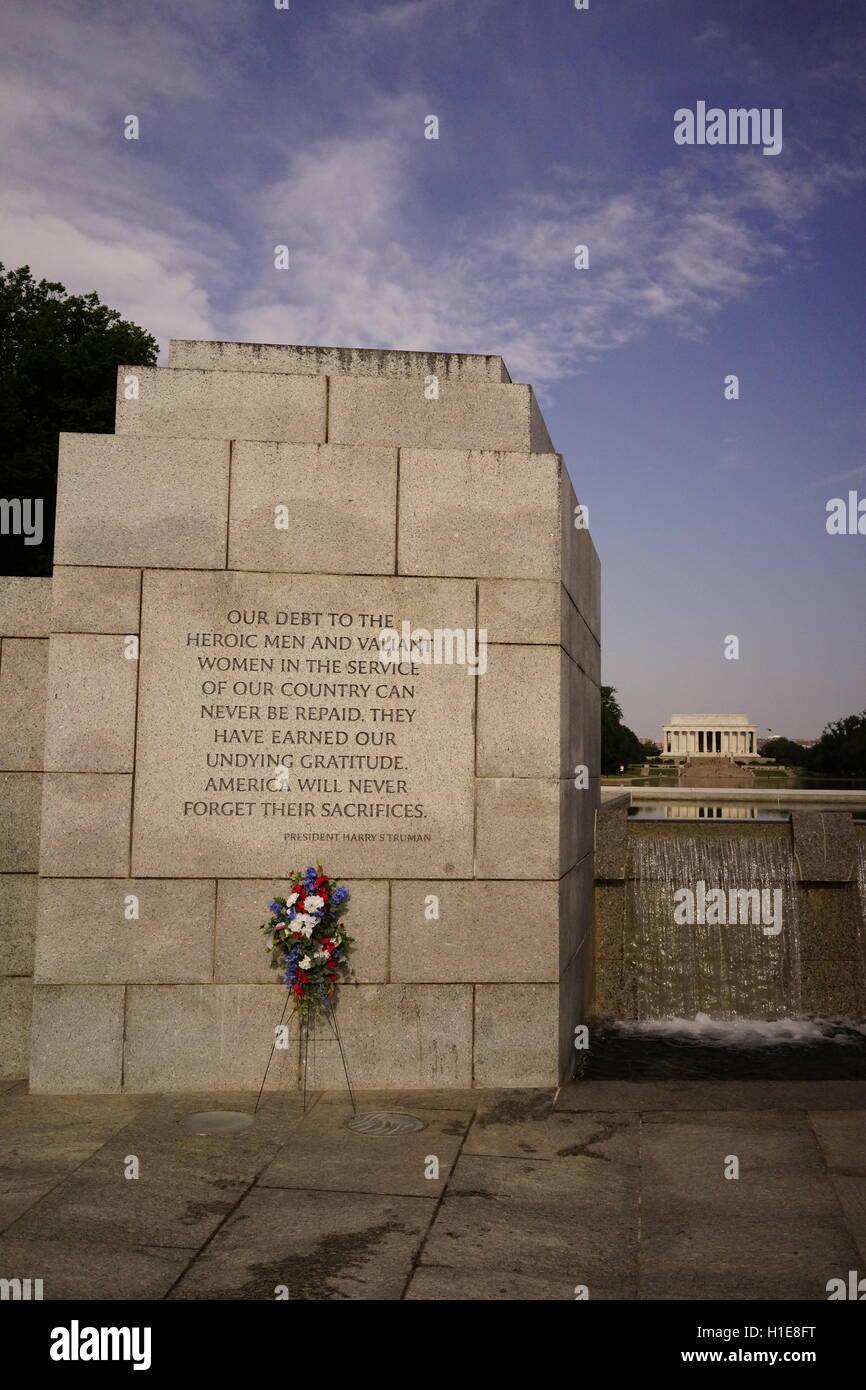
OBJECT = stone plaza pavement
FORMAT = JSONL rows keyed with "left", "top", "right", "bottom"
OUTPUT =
{"left": 0, "top": 1076, "right": 863, "bottom": 1300}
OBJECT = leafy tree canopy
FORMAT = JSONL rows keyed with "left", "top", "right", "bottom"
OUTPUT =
{"left": 0, "top": 264, "right": 158, "bottom": 575}
{"left": 806, "top": 711, "right": 866, "bottom": 777}
{"left": 601, "top": 684, "right": 644, "bottom": 774}
{"left": 761, "top": 736, "right": 808, "bottom": 767}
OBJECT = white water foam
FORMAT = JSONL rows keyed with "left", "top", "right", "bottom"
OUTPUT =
{"left": 606, "top": 1014, "right": 866, "bottom": 1047}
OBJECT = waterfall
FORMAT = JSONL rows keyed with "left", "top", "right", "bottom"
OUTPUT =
{"left": 627, "top": 833, "right": 801, "bottom": 1020}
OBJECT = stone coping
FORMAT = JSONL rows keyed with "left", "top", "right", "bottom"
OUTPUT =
{"left": 602, "top": 786, "right": 866, "bottom": 809}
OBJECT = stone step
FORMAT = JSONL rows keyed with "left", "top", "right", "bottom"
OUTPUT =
{"left": 169, "top": 338, "right": 511, "bottom": 383}
{"left": 115, "top": 366, "right": 554, "bottom": 452}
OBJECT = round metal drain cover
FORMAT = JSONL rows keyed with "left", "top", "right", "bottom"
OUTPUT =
{"left": 183, "top": 1110, "right": 254, "bottom": 1135}
{"left": 346, "top": 1111, "right": 426, "bottom": 1136}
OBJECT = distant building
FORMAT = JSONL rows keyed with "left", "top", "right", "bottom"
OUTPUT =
{"left": 660, "top": 713, "right": 759, "bottom": 759}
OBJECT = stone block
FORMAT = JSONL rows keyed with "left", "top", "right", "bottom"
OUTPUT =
{"left": 560, "top": 467, "right": 601, "bottom": 641}
{"left": 228, "top": 443, "right": 397, "bottom": 574}
{"left": 30, "top": 985, "right": 125, "bottom": 1091}
{"left": 115, "top": 366, "right": 327, "bottom": 442}
{"left": 34, "top": 879, "right": 215, "bottom": 984}
{"left": 214, "top": 878, "right": 387, "bottom": 983}
{"left": 560, "top": 775, "right": 598, "bottom": 873}
{"left": 0, "top": 977, "right": 32, "bottom": 1079}
{"left": 55, "top": 434, "right": 230, "bottom": 569}
{"left": 477, "top": 579, "right": 560, "bottom": 644}
{"left": 0, "top": 577, "right": 52, "bottom": 636}
{"left": 561, "top": 653, "right": 600, "bottom": 777}
{"left": 390, "top": 881, "right": 558, "bottom": 981}
{"left": 800, "top": 960, "right": 865, "bottom": 1016}
{"left": 44, "top": 635, "right": 138, "bottom": 773}
{"left": 595, "top": 803, "right": 630, "bottom": 880}
{"left": 476, "top": 644, "right": 560, "bottom": 777}
{"left": 561, "top": 586, "right": 600, "bottom": 683}
{"left": 132, "top": 571, "right": 475, "bottom": 879}
{"left": 797, "top": 884, "right": 862, "bottom": 958}
{"left": 0, "top": 638, "right": 48, "bottom": 769}
{"left": 39, "top": 774, "right": 131, "bottom": 877}
{"left": 792, "top": 810, "right": 857, "bottom": 881}
{"left": 329, "top": 379, "right": 552, "bottom": 453}
{"left": 474, "top": 778, "right": 559, "bottom": 880}
{"left": 398, "top": 450, "right": 561, "bottom": 578}
{"left": 0, "top": 773, "right": 42, "bottom": 872}
{"left": 474, "top": 983, "right": 559, "bottom": 1087}
{"left": 123, "top": 984, "right": 303, "bottom": 1091}
{"left": 559, "top": 850, "right": 593, "bottom": 970}
{"left": 51, "top": 567, "right": 141, "bottom": 633}
{"left": 591, "top": 883, "right": 634, "bottom": 1017}
{"left": 559, "top": 936, "right": 592, "bottom": 1082}
{"left": 169, "top": 339, "right": 511, "bottom": 382}
{"left": 303, "top": 983, "right": 473, "bottom": 1089}
{"left": 0, "top": 873, "right": 38, "bottom": 975}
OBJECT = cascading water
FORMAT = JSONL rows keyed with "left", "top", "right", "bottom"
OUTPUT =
{"left": 627, "top": 833, "right": 801, "bottom": 1020}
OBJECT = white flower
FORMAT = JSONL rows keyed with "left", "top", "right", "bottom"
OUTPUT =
{"left": 313, "top": 948, "right": 330, "bottom": 961}
{"left": 304, "top": 894, "right": 325, "bottom": 912}
{"left": 286, "top": 891, "right": 299, "bottom": 906}
{"left": 294, "top": 913, "right": 316, "bottom": 936}
{"left": 333, "top": 934, "right": 342, "bottom": 945}
{"left": 299, "top": 955, "right": 312, "bottom": 970}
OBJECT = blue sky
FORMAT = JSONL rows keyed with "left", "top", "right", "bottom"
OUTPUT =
{"left": 2, "top": 0, "right": 864, "bottom": 737}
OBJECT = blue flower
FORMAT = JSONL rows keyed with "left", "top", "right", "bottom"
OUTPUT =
{"left": 268, "top": 900, "right": 281, "bottom": 913}
{"left": 332, "top": 886, "right": 349, "bottom": 904}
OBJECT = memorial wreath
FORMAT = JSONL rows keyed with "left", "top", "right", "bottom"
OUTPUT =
{"left": 261, "top": 866, "right": 354, "bottom": 1020}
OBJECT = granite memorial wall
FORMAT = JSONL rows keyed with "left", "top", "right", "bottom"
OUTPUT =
{"left": 1, "top": 340, "right": 601, "bottom": 1092}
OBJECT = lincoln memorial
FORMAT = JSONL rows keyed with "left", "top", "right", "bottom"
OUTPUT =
{"left": 660, "top": 713, "right": 759, "bottom": 758}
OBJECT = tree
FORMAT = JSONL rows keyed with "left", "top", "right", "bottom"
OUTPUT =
{"left": 761, "top": 737, "right": 807, "bottom": 767}
{"left": 641, "top": 738, "right": 661, "bottom": 758}
{"left": 0, "top": 264, "right": 158, "bottom": 575}
{"left": 600, "top": 685, "right": 644, "bottom": 774}
{"left": 806, "top": 711, "right": 866, "bottom": 777}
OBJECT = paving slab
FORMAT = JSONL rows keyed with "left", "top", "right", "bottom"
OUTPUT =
{"left": 465, "top": 1094, "right": 638, "bottom": 1164}
{"left": 168, "top": 1186, "right": 434, "bottom": 1300}
{"left": 829, "top": 1175, "right": 866, "bottom": 1263}
{"left": 0, "top": 1091, "right": 146, "bottom": 1230}
{"left": 311, "top": 1088, "right": 478, "bottom": 1112}
{"left": 419, "top": 1151, "right": 638, "bottom": 1294}
{"left": 558, "top": 1079, "right": 866, "bottom": 1111}
{"left": 258, "top": 1100, "right": 470, "bottom": 1197}
{"left": 5, "top": 1165, "right": 248, "bottom": 1250}
{"left": 808, "top": 1110, "right": 866, "bottom": 1174}
{"left": 639, "top": 1217, "right": 859, "bottom": 1301}
{"left": 641, "top": 1112, "right": 838, "bottom": 1220}
{"left": 640, "top": 1109, "right": 860, "bottom": 1300}
{"left": 0, "top": 1234, "right": 192, "bottom": 1299}
{"left": 405, "top": 1265, "right": 588, "bottom": 1300}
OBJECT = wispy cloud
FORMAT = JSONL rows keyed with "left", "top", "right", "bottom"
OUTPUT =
{"left": 0, "top": 2, "right": 860, "bottom": 389}
{"left": 809, "top": 464, "right": 866, "bottom": 490}
{"left": 232, "top": 109, "right": 858, "bottom": 390}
